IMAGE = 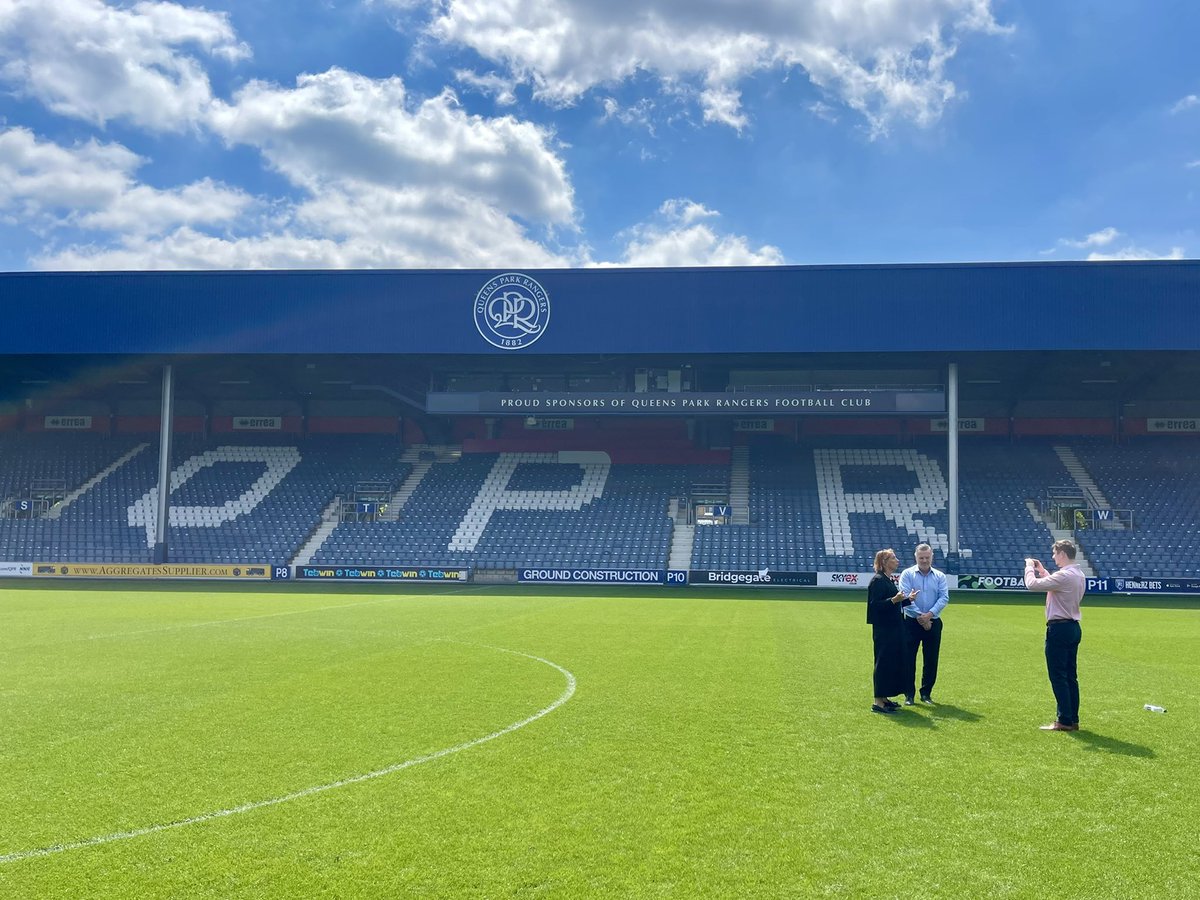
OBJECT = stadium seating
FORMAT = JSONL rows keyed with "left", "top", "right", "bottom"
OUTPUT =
{"left": 953, "top": 439, "right": 1076, "bottom": 574}
{"left": 1071, "top": 440, "right": 1200, "bottom": 578}
{"left": 2, "top": 432, "right": 1197, "bottom": 579}
{"left": 0, "top": 435, "right": 408, "bottom": 564}
{"left": 693, "top": 440, "right": 1070, "bottom": 574}
{"left": 312, "top": 453, "right": 726, "bottom": 570}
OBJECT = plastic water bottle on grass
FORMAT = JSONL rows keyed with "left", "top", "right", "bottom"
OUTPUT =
{"left": 1144, "top": 704, "right": 1166, "bottom": 713}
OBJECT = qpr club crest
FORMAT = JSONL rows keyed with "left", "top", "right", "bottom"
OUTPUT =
{"left": 474, "top": 272, "right": 550, "bottom": 350}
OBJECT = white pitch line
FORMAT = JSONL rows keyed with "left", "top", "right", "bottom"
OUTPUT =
{"left": 0, "top": 643, "right": 575, "bottom": 865}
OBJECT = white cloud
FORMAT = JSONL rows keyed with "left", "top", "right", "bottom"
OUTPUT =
{"left": 0, "top": 126, "right": 250, "bottom": 234}
{"left": 35, "top": 227, "right": 339, "bottom": 271}
{"left": 0, "top": 0, "right": 248, "bottom": 131}
{"left": 407, "top": 0, "right": 1008, "bottom": 133}
{"left": 1044, "top": 228, "right": 1186, "bottom": 262}
{"left": 31, "top": 176, "right": 574, "bottom": 271}
{"left": 76, "top": 179, "right": 253, "bottom": 234}
{"left": 44, "top": 193, "right": 788, "bottom": 270}
{"left": 600, "top": 97, "right": 659, "bottom": 134}
{"left": 453, "top": 69, "right": 519, "bottom": 105}
{"left": 15, "top": 62, "right": 584, "bottom": 269}
{"left": 1186, "top": 159, "right": 1200, "bottom": 169}
{"left": 290, "top": 183, "right": 570, "bottom": 267}
{"left": 0, "top": 127, "right": 137, "bottom": 217}
{"left": 699, "top": 84, "right": 748, "bottom": 131}
{"left": 1064, "top": 227, "right": 1119, "bottom": 249}
{"left": 1087, "top": 245, "right": 1185, "bottom": 262}
{"left": 36, "top": 198, "right": 571, "bottom": 269}
{"left": 808, "top": 101, "right": 840, "bottom": 123}
{"left": 1170, "top": 94, "right": 1199, "bottom": 114}
{"left": 598, "top": 198, "right": 784, "bottom": 267}
{"left": 207, "top": 68, "right": 575, "bottom": 225}
{"left": 659, "top": 198, "right": 716, "bottom": 227}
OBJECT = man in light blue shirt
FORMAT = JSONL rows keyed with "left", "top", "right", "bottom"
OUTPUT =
{"left": 898, "top": 543, "right": 950, "bottom": 705}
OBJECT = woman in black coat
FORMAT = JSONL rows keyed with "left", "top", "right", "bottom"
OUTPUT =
{"left": 866, "top": 548, "right": 916, "bottom": 714}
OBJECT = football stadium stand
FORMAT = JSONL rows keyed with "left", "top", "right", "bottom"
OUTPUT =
{"left": 3, "top": 261, "right": 1199, "bottom": 590}
{"left": 691, "top": 441, "right": 1072, "bottom": 574}
{"left": 1069, "top": 440, "right": 1200, "bottom": 579}
{"left": 2, "top": 432, "right": 1198, "bottom": 579}
{"left": 0, "top": 435, "right": 409, "bottom": 564}
{"left": 312, "top": 454, "right": 727, "bottom": 570}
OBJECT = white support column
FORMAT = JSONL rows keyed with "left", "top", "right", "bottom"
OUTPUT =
{"left": 947, "top": 362, "right": 959, "bottom": 558}
{"left": 153, "top": 363, "right": 174, "bottom": 564}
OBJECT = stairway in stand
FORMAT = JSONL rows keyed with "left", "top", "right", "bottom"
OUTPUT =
{"left": 730, "top": 446, "right": 750, "bottom": 525}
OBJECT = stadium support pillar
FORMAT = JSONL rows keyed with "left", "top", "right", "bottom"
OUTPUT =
{"left": 152, "top": 363, "right": 176, "bottom": 564}
{"left": 947, "top": 363, "right": 959, "bottom": 568}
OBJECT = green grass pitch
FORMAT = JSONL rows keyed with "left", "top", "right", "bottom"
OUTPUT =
{"left": 1, "top": 582, "right": 1197, "bottom": 898}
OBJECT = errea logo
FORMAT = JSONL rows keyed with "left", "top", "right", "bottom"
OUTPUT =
{"left": 474, "top": 273, "right": 550, "bottom": 350}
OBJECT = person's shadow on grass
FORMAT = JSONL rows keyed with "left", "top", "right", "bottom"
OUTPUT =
{"left": 1069, "top": 730, "right": 1155, "bottom": 758}
{"left": 886, "top": 709, "right": 936, "bottom": 729}
{"left": 873, "top": 704, "right": 983, "bottom": 729}
{"left": 926, "top": 703, "right": 983, "bottom": 723}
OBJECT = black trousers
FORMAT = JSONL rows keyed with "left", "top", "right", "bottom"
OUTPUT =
{"left": 904, "top": 616, "right": 943, "bottom": 698}
{"left": 1045, "top": 619, "right": 1082, "bottom": 726}
{"left": 871, "top": 623, "right": 907, "bottom": 698}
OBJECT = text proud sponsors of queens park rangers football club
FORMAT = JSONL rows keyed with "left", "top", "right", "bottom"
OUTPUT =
{"left": 474, "top": 273, "right": 551, "bottom": 350}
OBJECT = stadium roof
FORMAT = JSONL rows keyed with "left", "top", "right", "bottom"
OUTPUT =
{"left": 3, "top": 260, "right": 1199, "bottom": 357}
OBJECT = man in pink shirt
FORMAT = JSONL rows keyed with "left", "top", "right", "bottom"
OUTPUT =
{"left": 1024, "top": 539, "right": 1086, "bottom": 732}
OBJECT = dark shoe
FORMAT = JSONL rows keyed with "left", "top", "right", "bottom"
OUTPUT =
{"left": 1039, "top": 721, "right": 1078, "bottom": 732}
{"left": 920, "top": 694, "right": 934, "bottom": 705}
{"left": 884, "top": 699, "right": 900, "bottom": 710}
{"left": 872, "top": 704, "right": 897, "bottom": 715}
{"left": 903, "top": 695, "right": 915, "bottom": 706}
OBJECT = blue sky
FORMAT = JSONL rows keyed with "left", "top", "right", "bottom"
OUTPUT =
{"left": 0, "top": 0, "right": 1197, "bottom": 270}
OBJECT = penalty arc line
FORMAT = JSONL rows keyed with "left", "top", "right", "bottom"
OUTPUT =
{"left": 0, "top": 644, "right": 575, "bottom": 865}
